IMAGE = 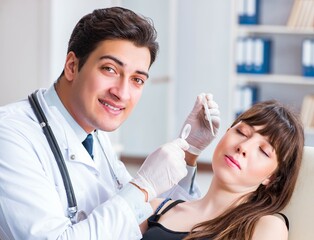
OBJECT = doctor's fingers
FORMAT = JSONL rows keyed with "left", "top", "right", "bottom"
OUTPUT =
{"left": 210, "top": 115, "right": 221, "bottom": 128}
{"left": 203, "top": 93, "right": 213, "bottom": 101}
{"left": 206, "top": 99, "right": 219, "bottom": 110}
{"left": 202, "top": 108, "right": 220, "bottom": 124}
{"left": 204, "top": 109, "right": 220, "bottom": 127}
{"left": 165, "top": 139, "right": 188, "bottom": 177}
{"left": 162, "top": 138, "right": 190, "bottom": 159}
{"left": 206, "top": 108, "right": 220, "bottom": 117}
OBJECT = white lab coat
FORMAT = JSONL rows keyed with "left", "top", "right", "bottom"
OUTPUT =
{"left": 0, "top": 89, "right": 200, "bottom": 240}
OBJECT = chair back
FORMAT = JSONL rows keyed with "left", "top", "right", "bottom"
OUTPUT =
{"left": 283, "top": 146, "right": 314, "bottom": 239}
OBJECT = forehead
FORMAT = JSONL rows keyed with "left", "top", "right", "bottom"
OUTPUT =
{"left": 236, "top": 122, "right": 270, "bottom": 139}
{"left": 91, "top": 39, "right": 151, "bottom": 70}
{"left": 236, "top": 121, "right": 263, "bottom": 130}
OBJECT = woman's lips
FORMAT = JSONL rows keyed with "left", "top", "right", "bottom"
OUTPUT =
{"left": 225, "top": 155, "right": 241, "bottom": 170}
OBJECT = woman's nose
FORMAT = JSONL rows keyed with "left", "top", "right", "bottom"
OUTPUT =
{"left": 237, "top": 144, "right": 246, "bottom": 157}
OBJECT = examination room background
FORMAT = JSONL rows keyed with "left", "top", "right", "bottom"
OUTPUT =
{"left": 0, "top": 0, "right": 232, "bottom": 165}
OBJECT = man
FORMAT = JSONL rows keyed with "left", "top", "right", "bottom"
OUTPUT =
{"left": 0, "top": 7, "right": 220, "bottom": 239}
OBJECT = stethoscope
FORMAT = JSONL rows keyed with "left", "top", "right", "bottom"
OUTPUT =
{"left": 28, "top": 90, "right": 123, "bottom": 223}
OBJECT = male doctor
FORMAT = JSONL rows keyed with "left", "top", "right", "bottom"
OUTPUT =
{"left": 0, "top": 7, "right": 220, "bottom": 240}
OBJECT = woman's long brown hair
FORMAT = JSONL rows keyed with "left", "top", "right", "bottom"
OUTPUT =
{"left": 185, "top": 100, "right": 304, "bottom": 240}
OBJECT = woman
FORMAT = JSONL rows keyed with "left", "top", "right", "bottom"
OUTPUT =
{"left": 141, "top": 100, "right": 304, "bottom": 240}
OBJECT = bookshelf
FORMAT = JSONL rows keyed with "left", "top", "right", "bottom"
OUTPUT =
{"left": 230, "top": 0, "right": 314, "bottom": 146}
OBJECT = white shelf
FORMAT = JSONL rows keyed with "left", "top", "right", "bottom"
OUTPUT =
{"left": 237, "top": 25, "right": 314, "bottom": 35}
{"left": 229, "top": 0, "right": 314, "bottom": 142}
{"left": 236, "top": 74, "right": 314, "bottom": 85}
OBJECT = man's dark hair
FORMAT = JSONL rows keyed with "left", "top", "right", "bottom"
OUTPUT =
{"left": 67, "top": 7, "right": 159, "bottom": 71}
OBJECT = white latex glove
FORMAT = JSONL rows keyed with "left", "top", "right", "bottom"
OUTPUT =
{"left": 180, "top": 93, "right": 220, "bottom": 155}
{"left": 131, "top": 138, "right": 189, "bottom": 201}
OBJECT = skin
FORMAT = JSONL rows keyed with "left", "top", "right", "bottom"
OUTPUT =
{"left": 55, "top": 39, "right": 151, "bottom": 133}
{"left": 212, "top": 122, "right": 278, "bottom": 192}
{"left": 143, "top": 122, "right": 288, "bottom": 239}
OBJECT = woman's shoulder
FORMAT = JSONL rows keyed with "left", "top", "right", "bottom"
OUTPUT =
{"left": 253, "top": 214, "right": 289, "bottom": 240}
{"left": 150, "top": 198, "right": 165, "bottom": 211}
{"left": 150, "top": 198, "right": 174, "bottom": 213}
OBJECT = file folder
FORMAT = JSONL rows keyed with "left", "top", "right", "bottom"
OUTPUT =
{"left": 238, "top": 0, "right": 260, "bottom": 25}
{"left": 302, "top": 39, "right": 314, "bottom": 77}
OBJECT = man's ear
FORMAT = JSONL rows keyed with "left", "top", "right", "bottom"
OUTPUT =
{"left": 64, "top": 51, "right": 78, "bottom": 82}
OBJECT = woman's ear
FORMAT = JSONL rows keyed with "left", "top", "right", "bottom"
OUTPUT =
{"left": 261, "top": 173, "right": 277, "bottom": 186}
{"left": 261, "top": 178, "right": 271, "bottom": 186}
{"left": 64, "top": 51, "right": 78, "bottom": 82}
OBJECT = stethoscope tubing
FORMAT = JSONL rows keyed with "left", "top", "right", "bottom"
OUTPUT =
{"left": 28, "top": 91, "right": 77, "bottom": 222}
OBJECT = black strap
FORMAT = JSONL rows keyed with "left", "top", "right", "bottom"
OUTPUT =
{"left": 151, "top": 199, "right": 185, "bottom": 222}
{"left": 276, "top": 212, "right": 290, "bottom": 230}
{"left": 159, "top": 200, "right": 185, "bottom": 215}
{"left": 28, "top": 91, "right": 77, "bottom": 221}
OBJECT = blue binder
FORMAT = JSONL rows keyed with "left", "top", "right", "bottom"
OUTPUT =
{"left": 238, "top": 0, "right": 260, "bottom": 25}
{"left": 302, "top": 39, "right": 314, "bottom": 77}
{"left": 236, "top": 37, "right": 272, "bottom": 74}
{"left": 252, "top": 38, "right": 271, "bottom": 74}
{"left": 235, "top": 85, "right": 260, "bottom": 117}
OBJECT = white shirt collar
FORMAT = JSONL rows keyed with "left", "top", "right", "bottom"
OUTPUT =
{"left": 43, "top": 82, "right": 88, "bottom": 142}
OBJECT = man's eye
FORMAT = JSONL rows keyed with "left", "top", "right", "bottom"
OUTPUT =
{"left": 134, "top": 78, "right": 145, "bottom": 85}
{"left": 103, "top": 66, "right": 115, "bottom": 73}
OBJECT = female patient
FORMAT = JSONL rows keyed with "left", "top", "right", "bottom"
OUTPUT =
{"left": 141, "top": 100, "right": 304, "bottom": 240}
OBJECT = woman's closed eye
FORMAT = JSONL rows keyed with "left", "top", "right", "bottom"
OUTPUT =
{"left": 259, "top": 147, "right": 270, "bottom": 157}
{"left": 236, "top": 129, "right": 247, "bottom": 137}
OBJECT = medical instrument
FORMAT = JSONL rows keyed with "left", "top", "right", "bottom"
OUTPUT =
{"left": 201, "top": 94, "right": 215, "bottom": 137}
{"left": 180, "top": 124, "right": 191, "bottom": 140}
{"left": 28, "top": 91, "right": 78, "bottom": 222}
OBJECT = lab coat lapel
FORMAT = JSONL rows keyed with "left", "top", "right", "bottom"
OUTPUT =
{"left": 36, "top": 89, "right": 98, "bottom": 170}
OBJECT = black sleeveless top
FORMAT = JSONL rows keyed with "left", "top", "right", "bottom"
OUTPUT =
{"left": 141, "top": 198, "right": 289, "bottom": 240}
{"left": 141, "top": 198, "right": 192, "bottom": 240}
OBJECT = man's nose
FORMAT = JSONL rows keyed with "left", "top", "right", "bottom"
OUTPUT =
{"left": 111, "top": 77, "right": 131, "bottom": 101}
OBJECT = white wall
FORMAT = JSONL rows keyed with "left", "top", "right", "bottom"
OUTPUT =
{"left": 0, "top": 0, "right": 49, "bottom": 104}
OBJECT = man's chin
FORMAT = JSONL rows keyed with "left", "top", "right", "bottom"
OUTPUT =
{"left": 100, "top": 122, "right": 123, "bottom": 132}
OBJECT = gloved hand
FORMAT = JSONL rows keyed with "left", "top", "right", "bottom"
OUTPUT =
{"left": 180, "top": 93, "right": 220, "bottom": 155}
{"left": 131, "top": 138, "right": 189, "bottom": 201}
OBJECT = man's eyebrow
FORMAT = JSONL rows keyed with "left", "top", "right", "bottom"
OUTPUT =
{"left": 100, "top": 55, "right": 124, "bottom": 66}
{"left": 136, "top": 70, "right": 149, "bottom": 79}
{"left": 99, "top": 55, "right": 149, "bottom": 79}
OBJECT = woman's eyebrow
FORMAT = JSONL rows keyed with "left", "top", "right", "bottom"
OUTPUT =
{"left": 99, "top": 55, "right": 149, "bottom": 79}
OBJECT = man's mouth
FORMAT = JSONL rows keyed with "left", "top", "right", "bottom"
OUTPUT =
{"left": 99, "top": 99, "right": 122, "bottom": 111}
